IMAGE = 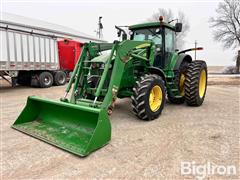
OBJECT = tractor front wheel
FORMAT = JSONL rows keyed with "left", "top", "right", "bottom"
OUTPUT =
{"left": 131, "top": 74, "right": 166, "bottom": 120}
{"left": 185, "top": 60, "right": 207, "bottom": 106}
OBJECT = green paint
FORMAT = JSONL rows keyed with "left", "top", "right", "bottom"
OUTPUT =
{"left": 12, "top": 20, "right": 187, "bottom": 156}
{"left": 12, "top": 96, "right": 111, "bottom": 156}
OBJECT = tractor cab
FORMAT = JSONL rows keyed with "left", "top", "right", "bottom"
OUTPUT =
{"left": 129, "top": 17, "right": 182, "bottom": 69}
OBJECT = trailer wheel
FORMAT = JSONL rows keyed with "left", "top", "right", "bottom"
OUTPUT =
{"left": 54, "top": 71, "right": 67, "bottom": 86}
{"left": 131, "top": 74, "right": 166, "bottom": 121}
{"left": 39, "top": 71, "right": 53, "bottom": 88}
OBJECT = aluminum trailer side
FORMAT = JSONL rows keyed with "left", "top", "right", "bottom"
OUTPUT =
{"left": 0, "top": 21, "right": 66, "bottom": 87}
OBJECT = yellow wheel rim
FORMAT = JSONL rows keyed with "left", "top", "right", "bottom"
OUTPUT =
{"left": 199, "top": 69, "right": 207, "bottom": 98}
{"left": 149, "top": 85, "right": 162, "bottom": 112}
{"left": 179, "top": 73, "right": 185, "bottom": 96}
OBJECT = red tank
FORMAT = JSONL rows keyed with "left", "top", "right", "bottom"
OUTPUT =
{"left": 58, "top": 39, "right": 83, "bottom": 71}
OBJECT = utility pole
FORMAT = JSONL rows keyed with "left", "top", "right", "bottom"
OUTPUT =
{"left": 96, "top": 16, "right": 103, "bottom": 39}
{"left": 194, "top": 40, "right": 197, "bottom": 60}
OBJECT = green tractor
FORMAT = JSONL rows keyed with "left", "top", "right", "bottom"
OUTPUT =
{"left": 12, "top": 17, "right": 207, "bottom": 156}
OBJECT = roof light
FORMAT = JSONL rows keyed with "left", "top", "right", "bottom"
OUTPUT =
{"left": 159, "top": 16, "right": 164, "bottom": 22}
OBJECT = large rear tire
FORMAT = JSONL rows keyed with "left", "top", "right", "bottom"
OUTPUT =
{"left": 185, "top": 60, "right": 207, "bottom": 106}
{"left": 131, "top": 74, "right": 166, "bottom": 121}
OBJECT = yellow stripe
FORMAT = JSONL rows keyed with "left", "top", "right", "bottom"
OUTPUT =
{"left": 135, "top": 43, "right": 151, "bottom": 49}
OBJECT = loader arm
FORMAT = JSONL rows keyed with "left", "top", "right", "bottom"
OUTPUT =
{"left": 64, "top": 40, "right": 154, "bottom": 109}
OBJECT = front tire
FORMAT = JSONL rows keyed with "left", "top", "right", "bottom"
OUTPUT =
{"left": 131, "top": 74, "right": 166, "bottom": 120}
{"left": 185, "top": 60, "right": 207, "bottom": 106}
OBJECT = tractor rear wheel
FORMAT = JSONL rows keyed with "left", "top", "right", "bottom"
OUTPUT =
{"left": 131, "top": 74, "right": 166, "bottom": 120}
{"left": 185, "top": 60, "right": 207, "bottom": 106}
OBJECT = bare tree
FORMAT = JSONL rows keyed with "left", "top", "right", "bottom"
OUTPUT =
{"left": 210, "top": 0, "right": 240, "bottom": 48}
{"left": 147, "top": 8, "right": 190, "bottom": 50}
{"left": 209, "top": 0, "right": 240, "bottom": 73}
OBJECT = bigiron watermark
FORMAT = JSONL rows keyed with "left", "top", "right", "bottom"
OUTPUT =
{"left": 180, "top": 161, "right": 237, "bottom": 180}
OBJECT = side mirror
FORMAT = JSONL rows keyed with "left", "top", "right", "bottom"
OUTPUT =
{"left": 115, "top": 26, "right": 127, "bottom": 41}
{"left": 117, "top": 30, "right": 122, "bottom": 37}
{"left": 122, "top": 33, "right": 127, "bottom": 41}
{"left": 175, "top": 23, "right": 182, "bottom": 32}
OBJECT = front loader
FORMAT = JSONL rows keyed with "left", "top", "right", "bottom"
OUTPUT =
{"left": 12, "top": 16, "right": 208, "bottom": 156}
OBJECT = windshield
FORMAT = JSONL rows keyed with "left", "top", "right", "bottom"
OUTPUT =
{"left": 132, "top": 28, "right": 162, "bottom": 45}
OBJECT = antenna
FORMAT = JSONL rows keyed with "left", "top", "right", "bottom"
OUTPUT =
{"left": 168, "top": 19, "right": 178, "bottom": 24}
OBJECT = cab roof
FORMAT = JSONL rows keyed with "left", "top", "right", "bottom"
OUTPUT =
{"left": 129, "top": 21, "right": 175, "bottom": 31}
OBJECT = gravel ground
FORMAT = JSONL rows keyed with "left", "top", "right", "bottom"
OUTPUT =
{"left": 1, "top": 84, "right": 239, "bottom": 179}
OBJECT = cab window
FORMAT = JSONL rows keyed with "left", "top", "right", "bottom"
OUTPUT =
{"left": 165, "top": 28, "right": 175, "bottom": 52}
{"left": 132, "top": 28, "right": 162, "bottom": 46}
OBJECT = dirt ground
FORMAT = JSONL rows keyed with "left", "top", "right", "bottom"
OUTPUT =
{"left": 1, "top": 81, "right": 239, "bottom": 179}
{"left": 208, "top": 74, "right": 240, "bottom": 85}
{"left": 208, "top": 77, "right": 240, "bottom": 85}
{"left": 207, "top": 66, "right": 225, "bottom": 74}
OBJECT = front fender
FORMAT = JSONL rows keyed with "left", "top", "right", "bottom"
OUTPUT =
{"left": 148, "top": 67, "right": 166, "bottom": 83}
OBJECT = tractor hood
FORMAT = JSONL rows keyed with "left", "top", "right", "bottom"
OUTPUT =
{"left": 91, "top": 52, "right": 111, "bottom": 64}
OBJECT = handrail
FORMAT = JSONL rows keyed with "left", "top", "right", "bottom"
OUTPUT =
{"left": 94, "top": 44, "right": 117, "bottom": 99}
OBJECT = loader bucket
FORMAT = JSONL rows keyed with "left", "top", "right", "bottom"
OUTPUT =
{"left": 12, "top": 96, "right": 111, "bottom": 156}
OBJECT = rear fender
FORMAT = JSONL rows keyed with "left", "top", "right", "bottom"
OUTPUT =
{"left": 173, "top": 54, "right": 192, "bottom": 71}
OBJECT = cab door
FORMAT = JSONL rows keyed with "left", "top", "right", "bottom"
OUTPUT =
{"left": 164, "top": 28, "right": 175, "bottom": 68}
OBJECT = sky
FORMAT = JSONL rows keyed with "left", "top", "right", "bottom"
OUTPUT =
{"left": 1, "top": 0, "right": 238, "bottom": 66}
